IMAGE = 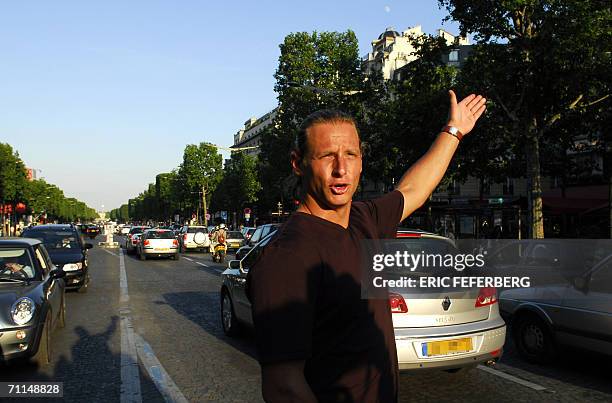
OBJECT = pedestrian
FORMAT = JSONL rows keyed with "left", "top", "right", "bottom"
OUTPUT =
{"left": 248, "top": 90, "right": 486, "bottom": 402}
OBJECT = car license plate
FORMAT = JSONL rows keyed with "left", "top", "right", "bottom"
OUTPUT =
{"left": 231, "top": 243, "right": 239, "bottom": 248}
{"left": 155, "top": 248, "right": 169, "bottom": 251}
{"left": 422, "top": 337, "right": 473, "bottom": 357}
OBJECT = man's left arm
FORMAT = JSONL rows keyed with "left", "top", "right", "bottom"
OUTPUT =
{"left": 396, "top": 90, "right": 487, "bottom": 221}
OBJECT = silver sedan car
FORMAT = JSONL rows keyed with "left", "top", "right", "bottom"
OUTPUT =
{"left": 220, "top": 230, "right": 506, "bottom": 372}
{"left": 500, "top": 246, "right": 612, "bottom": 363}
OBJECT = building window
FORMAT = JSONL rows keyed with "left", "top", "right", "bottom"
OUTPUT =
{"left": 481, "top": 178, "right": 490, "bottom": 195}
{"left": 449, "top": 180, "right": 460, "bottom": 195}
{"left": 449, "top": 50, "right": 459, "bottom": 62}
{"left": 503, "top": 178, "right": 514, "bottom": 195}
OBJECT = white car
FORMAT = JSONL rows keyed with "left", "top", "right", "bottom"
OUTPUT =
{"left": 178, "top": 225, "right": 210, "bottom": 252}
{"left": 136, "top": 229, "right": 179, "bottom": 260}
{"left": 221, "top": 230, "right": 506, "bottom": 372}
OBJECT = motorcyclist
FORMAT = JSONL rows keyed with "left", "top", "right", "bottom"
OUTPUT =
{"left": 210, "top": 223, "right": 228, "bottom": 251}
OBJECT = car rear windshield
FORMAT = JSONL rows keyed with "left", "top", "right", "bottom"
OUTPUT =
{"left": 227, "top": 231, "right": 244, "bottom": 239}
{"left": 187, "top": 227, "right": 207, "bottom": 233}
{"left": 0, "top": 247, "right": 36, "bottom": 279}
{"left": 129, "top": 227, "right": 150, "bottom": 234}
{"left": 21, "top": 230, "right": 80, "bottom": 249}
{"left": 147, "top": 231, "right": 175, "bottom": 239}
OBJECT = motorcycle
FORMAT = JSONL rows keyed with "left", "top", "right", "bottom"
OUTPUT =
{"left": 212, "top": 241, "right": 227, "bottom": 263}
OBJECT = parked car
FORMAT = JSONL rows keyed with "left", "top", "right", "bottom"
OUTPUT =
{"left": 235, "top": 224, "right": 279, "bottom": 260}
{"left": 178, "top": 225, "right": 210, "bottom": 253}
{"left": 124, "top": 226, "right": 150, "bottom": 255}
{"left": 221, "top": 229, "right": 278, "bottom": 336}
{"left": 136, "top": 229, "right": 179, "bottom": 261}
{"left": 499, "top": 249, "right": 612, "bottom": 363}
{"left": 241, "top": 227, "right": 256, "bottom": 242}
{"left": 221, "top": 229, "right": 506, "bottom": 373}
{"left": 0, "top": 238, "right": 66, "bottom": 365}
{"left": 21, "top": 224, "right": 92, "bottom": 293}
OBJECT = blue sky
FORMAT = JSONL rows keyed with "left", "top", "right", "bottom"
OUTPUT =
{"left": 0, "top": 0, "right": 460, "bottom": 211}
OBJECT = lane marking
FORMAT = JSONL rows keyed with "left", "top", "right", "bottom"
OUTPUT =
{"left": 119, "top": 248, "right": 142, "bottom": 403}
{"left": 195, "top": 261, "right": 209, "bottom": 267}
{"left": 183, "top": 257, "right": 193, "bottom": 262}
{"left": 101, "top": 248, "right": 119, "bottom": 257}
{"left": 119, "top": 246, "right": 189, "bottom": 403}
{"left": 134, "top": 334, "right": 189, "bottom": 403}
{"left": 477, "top": 365, "right": 547, "bottom": 391}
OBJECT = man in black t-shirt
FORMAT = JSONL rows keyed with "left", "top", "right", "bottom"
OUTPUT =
{"left": 248, "top": 91, "right": 486, "bottom": 402}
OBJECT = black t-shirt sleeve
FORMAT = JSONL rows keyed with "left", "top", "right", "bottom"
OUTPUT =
{"left": 248, "top": 240, "right": 320, "bottom": 365}
{"left": 363, "top": 190, "right": 404, "bottom": 238}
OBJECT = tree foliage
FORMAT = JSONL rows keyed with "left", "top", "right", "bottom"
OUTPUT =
{"left": 258, "top": 30, "right": 363, "bottom": 213}
{"left": 439, "top": 0, "right": 611, "bottom": 237}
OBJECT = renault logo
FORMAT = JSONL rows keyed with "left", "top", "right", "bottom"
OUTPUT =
{"left": 442, "top": 296, "right": 452, "bottom": 311}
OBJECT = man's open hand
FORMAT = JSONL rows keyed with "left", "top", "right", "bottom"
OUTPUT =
{"left": 447, "top": 90, "right": 486, "bottom": 136}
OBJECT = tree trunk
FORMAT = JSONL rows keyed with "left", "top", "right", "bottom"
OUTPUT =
{"left": 525, "top": 123, "right": 545, "bottom": 239}
{"left": 202, "top": 185, "right": 208, "bottom": 227}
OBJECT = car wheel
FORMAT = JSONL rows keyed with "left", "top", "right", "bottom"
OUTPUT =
{"left": 513, "top": 314, "right": 556, "bottom": 364}
{"left": 58, "top": 296, "right": 66, "bottom": 328}
{"left": 221, "top": 290, "right": 241, "bottom": 337}
{"left": 33, "top": 314, "right": 52, "bottom": 366}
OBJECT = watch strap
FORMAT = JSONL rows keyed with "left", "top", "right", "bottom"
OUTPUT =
{"left": 441, "top": 125, "right": 464, "bottom": 141}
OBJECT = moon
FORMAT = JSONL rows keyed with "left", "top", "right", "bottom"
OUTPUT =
{"left": 384, "top": 5, "right": 391, "bottom": 13}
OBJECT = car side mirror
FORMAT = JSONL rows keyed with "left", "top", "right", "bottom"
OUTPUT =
{"left": 228, "top": 259, "right": 241, "bottom": 270}
{"left": 84, "top": 243, "right": 93, "bottom": 249}
{"left": 50, "top": 268, "right": 66, "bottom": 279}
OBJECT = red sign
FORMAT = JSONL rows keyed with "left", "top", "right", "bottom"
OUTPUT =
{"left": 15, "top": 203, "right": 26, "bottom": 213}
{"left": 0, "top": 204, "right": 13, "bottom": 214}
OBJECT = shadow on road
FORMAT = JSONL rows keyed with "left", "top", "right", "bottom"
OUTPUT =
{"left": 158, "top": 291, "right": 258, "bottom": 360}
{"left": 501, "top": 324, "right": 612, "bottom": 396}
{"left": 0, "top": 316, "right": 123, "bottom": 402}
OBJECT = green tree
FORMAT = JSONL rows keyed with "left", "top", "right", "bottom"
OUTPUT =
{"left": 259, "top": 30, "right": 363, "bottom": 215}
{"left": 212, "top": 152, "right": 261, "bottom": 224}
{"left": 440, "top": 0, "right": 611, "bottom": 238}
{"left": 178, "top": 143, "right": 223, "bottom": 226}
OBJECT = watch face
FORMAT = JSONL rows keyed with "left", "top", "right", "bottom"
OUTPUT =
{"left": 449, "top": 126, "right": 459, "bottom": 135}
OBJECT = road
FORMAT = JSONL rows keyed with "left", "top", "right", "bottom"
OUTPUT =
{"left": 2, "top": 235, "right": 611, "bottom": 402}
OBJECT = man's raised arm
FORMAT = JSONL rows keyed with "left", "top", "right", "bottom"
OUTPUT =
{"left": 396, "top": 90, "right": 486, "bottom": 222}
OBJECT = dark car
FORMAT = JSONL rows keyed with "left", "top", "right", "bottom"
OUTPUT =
{"left": 84, "top": 224, "right": 100, "bottom": 239}
{"left": 235, "top": 224, "right": 279, "bottom": 260}
{"left": 21, "top": 224, "right": 92, "bottom": 293}
{"left": 0, "top": 238, "right": 66, "bottom": 365}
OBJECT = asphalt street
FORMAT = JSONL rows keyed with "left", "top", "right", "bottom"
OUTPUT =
{"left": 2, "top": 235, "right": 611, "bottom": 402}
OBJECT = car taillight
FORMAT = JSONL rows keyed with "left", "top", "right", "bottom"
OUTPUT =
{"left": 144, "top": 240, "right": 150, "bottom": 246}
{"left": 183, "top": 234, "right": 187, "bottom": 241}
{"left": 389, "top": 293, "right": 408, "bottom": 313}
{"left": 173, "top": 239, "right": 178, "bottom": 246}
{"left": 475, "top": 287, "right": 498, "bottom": 307}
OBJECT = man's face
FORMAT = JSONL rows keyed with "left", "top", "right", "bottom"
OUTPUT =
{"left": 298, "top": 121, "right": 362, "bottom": 209}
